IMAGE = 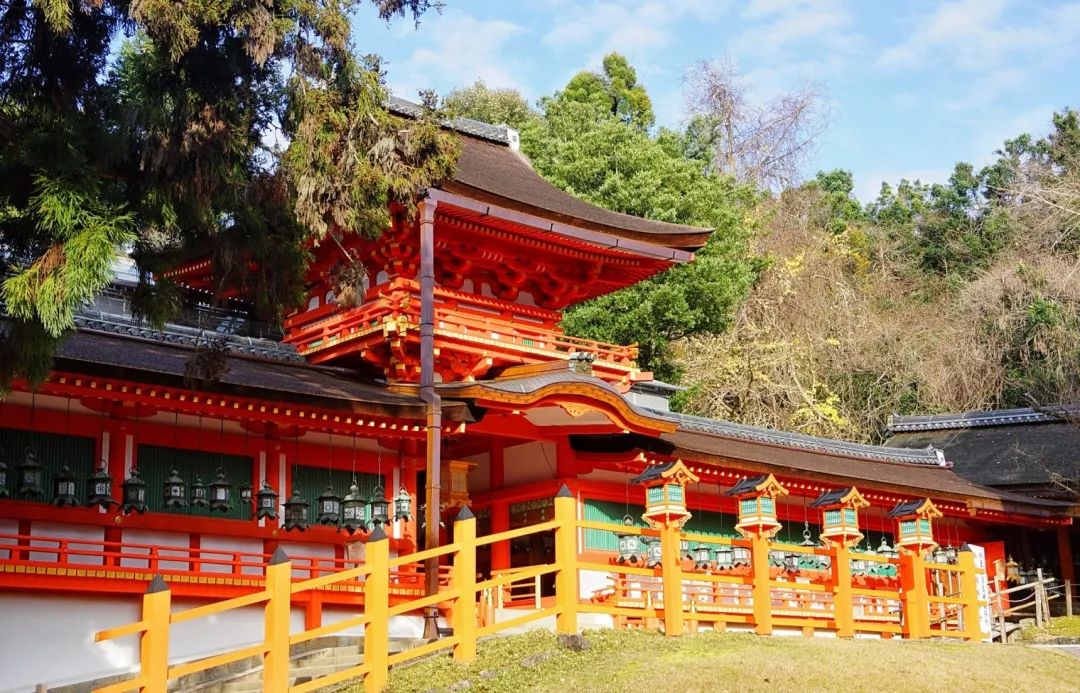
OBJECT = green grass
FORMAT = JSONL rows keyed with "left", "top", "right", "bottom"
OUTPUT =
{"left": 364, "top": 629, "right": 1080, "bottom": 693}
{"left": 1020, "top": 616, "right": 1080, "bottom": 641}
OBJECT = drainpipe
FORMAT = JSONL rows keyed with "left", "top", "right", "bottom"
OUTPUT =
{"left": 418, "top": 198, "right": 443, "bottom": 639}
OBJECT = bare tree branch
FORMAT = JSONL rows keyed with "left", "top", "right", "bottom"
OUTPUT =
{"left": 683, "top": 58, "right": 830, "bottom": 190}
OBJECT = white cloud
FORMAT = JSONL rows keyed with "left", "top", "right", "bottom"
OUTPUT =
{"left": 733, "top": 0, "right": 856, "bottom": 56}
{"left": 878, "top": 0, "right": 1080, "bottom": 71}
{"left": 384, "top": 10, "right": 528, "bottom": 100}
{"left": 542, "top": 1, "right": 729, "bottom": 57}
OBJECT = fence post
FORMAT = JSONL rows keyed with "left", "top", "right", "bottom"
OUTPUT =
{"left": 554, "top": 484, "right": 578, "bottom": 634}
{"left": 831, "top": 544, "right": 855, "bottom": 638}
{"left": 452, "top": 506, "right": 477, "bottom": 663}
{"left": 1067, "top": 580, "right": 1074, "bottom": 617}
{"left": 750, "top": 534, "right": 773, "bottom": 635}
{"left": 996, "top": 590, "right": 1007, "bottom": 643}
{"left": 141, "top": 575, "right": 171, "bottom": 693}
{"left": 263, "top": 547, "right": 291, "bottom": 690}
{"left": 899, "top": 551, "right": 929, "bottom": 639}
{"left": 363, "top": 526, "right": 391, "bottom": 693}
{"left": 1032, "top": 565, "right": 1041, "bottom": 626}
{"left": 957, "top": 548, "right": 982, "bottom": 641}
{"left": 660, "top": 521, "right": 684, "bottom": 636}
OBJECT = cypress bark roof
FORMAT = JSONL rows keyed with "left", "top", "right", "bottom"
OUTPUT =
{"left": 388, "top": 97, "right": 713, "bottom": 251}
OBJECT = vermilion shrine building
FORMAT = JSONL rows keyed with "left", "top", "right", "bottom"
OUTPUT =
{"left": 1, "top": 101, "right": 1076, "bottom": 691}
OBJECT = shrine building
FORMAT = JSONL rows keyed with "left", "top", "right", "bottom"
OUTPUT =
{"left": 0, "top": 100, "right": 1077, "bottom": 691}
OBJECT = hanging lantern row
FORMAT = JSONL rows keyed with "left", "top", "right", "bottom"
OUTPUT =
{"left": 278, "top": 482, "right": 413, "bottom": 534}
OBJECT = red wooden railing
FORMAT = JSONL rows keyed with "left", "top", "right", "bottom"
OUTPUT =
{"left": 283, "top": 278, "right": 638, "bottom": 367}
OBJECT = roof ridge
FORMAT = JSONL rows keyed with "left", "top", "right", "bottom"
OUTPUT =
{"left": 887, "top": 406, "right": 1079, "bottom": 433}
{"left": 387, "top": 95, "right": 513, "bottom": 146}
{"left": 660, "top": 410, "right": 948, "bottom": 467}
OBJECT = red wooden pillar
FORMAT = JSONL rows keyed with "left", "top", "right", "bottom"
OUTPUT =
{"left": 490, "top": 442, "right": 505, "bottom": 492}
{"left": 104, "top": 418, "right": 128, "bottom": 502}
{"left": 1058, "top": 526, "right": 1076, "bottom": 584}
{"left": 491, "top": 499, "right": 511, "bottom": 571}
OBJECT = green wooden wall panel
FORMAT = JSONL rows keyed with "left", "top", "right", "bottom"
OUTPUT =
{"left": 0, "top": 427, "right": 94, "bottom": 503}
{"left": 137, "top": 444, "right": 253, "bottom": 520}
{"left": 290, "top": 465, "right": 382, "bottom": 521}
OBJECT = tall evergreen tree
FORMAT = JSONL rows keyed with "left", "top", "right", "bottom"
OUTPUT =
{"left": 0, "top": 0, "right": 457, "bottom": 387}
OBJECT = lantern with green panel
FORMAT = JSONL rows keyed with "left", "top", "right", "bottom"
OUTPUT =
{"left": 615, "top": 514, "right": 643, "bottom": 565}
{"left": 810, "top": 487, "right": 869, "bottom": 548}
{"left": 725, "top": 473, "right": 788, "bottom": 539}
{"left": 630, "top": 458, "right": 700, "bottom": 530}
{"left": 887, "top": 498, "right": 941, "bottom": 555}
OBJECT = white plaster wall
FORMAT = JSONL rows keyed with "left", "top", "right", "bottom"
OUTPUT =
{"left": 579, "top": 568, "right": 611, "bottom": 601}
{"left": 29, "top": 522, "right": 105, "bottom": 566}
{"left": 121, "top": 529, "right": 192, "bottom": 572}
{"left": 0, "top": 592, "right": 306, "bottom": 693}
{"left": 317, "top": 608, "right": 428, "bottom": 639}
{"left": 0, "top": 519, "right": 19, "bottom": 559}
{"left": 278, "top": 540, "right": 335, "bottom": 580}
{"left": 199, "top": 534, "right": 264, "bottom": 575}
{"left": 503, "top": 442, "right": 556, "bottom": 487}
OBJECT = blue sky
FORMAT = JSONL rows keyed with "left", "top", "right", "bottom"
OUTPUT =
{"left": 352, "top": 0, "right": 1080, "bottom": 201}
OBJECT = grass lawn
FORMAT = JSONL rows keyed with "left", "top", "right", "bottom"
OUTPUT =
{"left": 1020, "top": 616, "right": 1080, "bottom": 641}
{"left": 367, "top": 629, "right": 1080, "bottom": 693}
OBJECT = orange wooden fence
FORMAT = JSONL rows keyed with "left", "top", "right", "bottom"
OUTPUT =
{"left": 93, "top": 487, "right": 986, "bottom": 693}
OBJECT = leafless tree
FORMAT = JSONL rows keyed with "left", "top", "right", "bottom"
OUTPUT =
{"left": 683, "top": 58, "right": 829, "bottom": 191}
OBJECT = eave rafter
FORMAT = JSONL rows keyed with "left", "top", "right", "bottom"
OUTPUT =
{"left": 11, "top": 373, "right": 453, "bottom": 440}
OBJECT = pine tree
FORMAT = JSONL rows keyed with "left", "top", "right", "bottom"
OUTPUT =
{"left": 0, "top": 0, "right": 457, "bottom": 388}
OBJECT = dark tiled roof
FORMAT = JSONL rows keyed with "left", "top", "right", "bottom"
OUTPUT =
{"left": 658, "top": 411, "right": 947, "bottom": 466}
{"left": 630, "top": 461, "right": 677, "bottom": 485}
{"left": 388, "top": 96, "right": 514, "bottom": 145}
{"left": 662, "top": 426, "right": 1069, "bottom": 513}
{"left": 886, "top": 422, "right": 1079, "bottom": 488}
{"left": 725, "top": 475, "right": 771, "bottom": 496}
{"left": 888, "top": 499, "right": 928, "bottom": 518}
{"left": 74, "top": 313, "right": 301, "bottom": 363}
{"left": 53, "top": 328, "right": 470, "bottom": 420}
{"left": 810, "top": 487, "right": 855, "bottom": 508}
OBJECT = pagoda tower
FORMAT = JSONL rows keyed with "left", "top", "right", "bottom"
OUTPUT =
{"left": 166, "top": 106, "right": 708, "bottom": 386}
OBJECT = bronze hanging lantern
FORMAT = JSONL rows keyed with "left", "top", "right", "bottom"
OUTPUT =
{"left": 86, "top": 460, "right": 117, "bottom": 508}
{"left": 191, "top": 476, "right": 209, "bottom": 508}
{"left": 163, "top": 466, "right": 187, "bottom": 508}
{"left": 255, "top": 481, "right": 278, "bottom": 520}
{"left": 393, "top": 486, "right": 412, "bottom": 522}
{"left": 239, "top": 481, "right": 253, "bottom": 506}
{"left": 52, "top": 465, "right": 79, "bottom": 507}
{"left": 121, "top": 468, "right": 148, "bottom": 514}
{"left": 715, "top": 544, "right": 735, "bottom": 570}
{"left": 616, "top": 514, "right": 643, "bottom": 565}
{"left": 342, "top": 482, "right": 368, "bottom": 534}
{"left": 692, "top": 544, "right": 713, "bottom": 570}
{"left": 283, "top": 489, "right": 310, "bottom": 531}
{"left": 17, "top": 446, "right": 44, "bottom": 500}
{"left": 369, "top": 485, "right": 389, "bottom": 526}
{"left": 316, "top": 485, "right": 342, "bottom": 526}
{"left": 644, "top": 535, "right": 662, "bottom": 568}
{"left": 208, "top": 468, "right": 232, "bottom": 513}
